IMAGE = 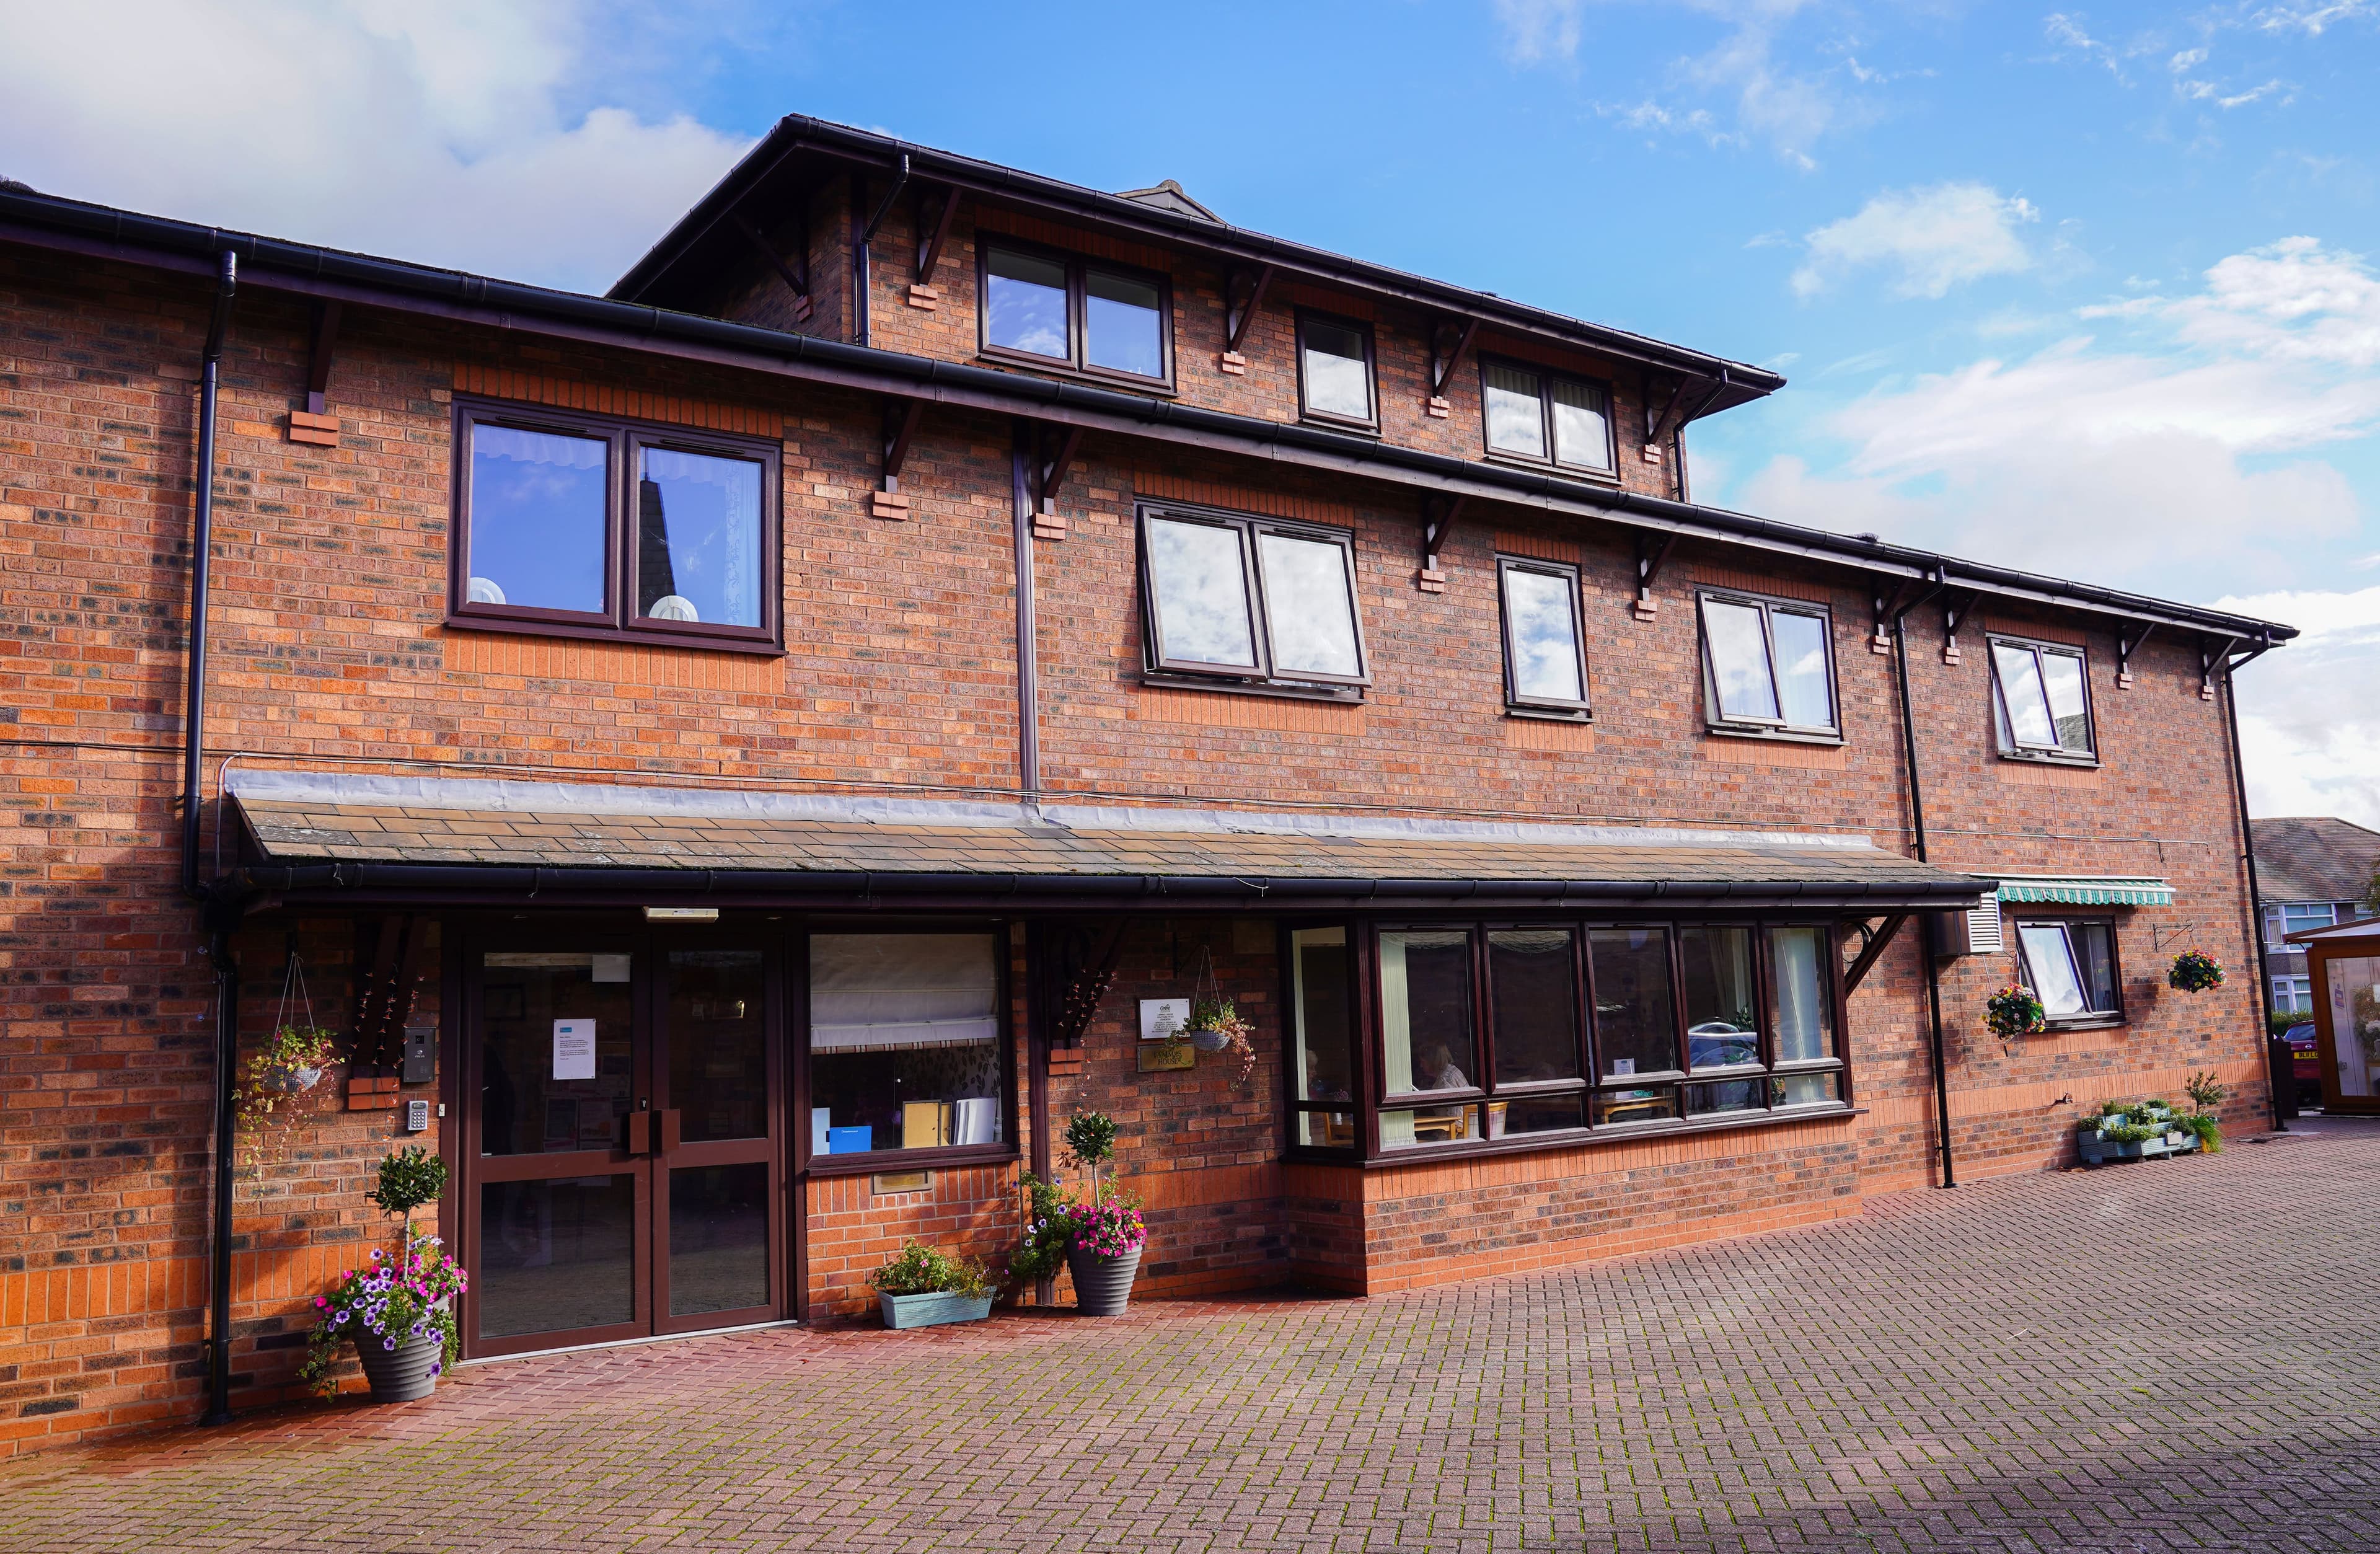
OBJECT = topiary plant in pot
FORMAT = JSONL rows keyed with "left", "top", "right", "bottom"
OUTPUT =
{"left": 1059, "top": 1110, "right": 1147, "bottom": 1317}
{"left": 297, "top": 1146, "right": 469, "bottom": 1403}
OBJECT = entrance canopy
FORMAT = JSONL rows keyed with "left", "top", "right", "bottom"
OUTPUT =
{"left": 221, "top": 770, "right": 1990, "bottom": 914}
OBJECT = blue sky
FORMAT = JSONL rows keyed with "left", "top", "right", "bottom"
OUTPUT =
{"left": 7, "top": 1, "right": 2378, "bottom": 819}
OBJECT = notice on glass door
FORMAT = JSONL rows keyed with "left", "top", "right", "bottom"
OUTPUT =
{"left": 552, "top": 1019, "right": 597, "bottom": 1081}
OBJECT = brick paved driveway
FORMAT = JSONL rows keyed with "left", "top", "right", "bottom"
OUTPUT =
{"left": 7, "top": 1119, "right": 2379, "bottom": 1553}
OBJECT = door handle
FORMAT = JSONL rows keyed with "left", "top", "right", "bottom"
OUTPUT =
{"left": 626, "top": 1111, "right": 652, "bottom": 1155}
{"left": 659, "top": 1109, "right": 682, "bottom": 1152}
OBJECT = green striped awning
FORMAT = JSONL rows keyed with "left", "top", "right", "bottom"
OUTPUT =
{"left": 1991, "top": 875, "right": 2173, "bottom": 907}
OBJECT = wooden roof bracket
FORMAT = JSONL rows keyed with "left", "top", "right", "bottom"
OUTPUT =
{"left": 1220, "top": 263, "right": 1273, "bottom": 373}
{"left": 1633, "top": 531, "right": 1679, "bottom": 622}
{"left": 2117, "top": 621, "right": 2155, "bottom": 689}
{"left": 289, "top": 299, "right": 342, "bottom": 446}
{"left": 1871, "top": 578, "right": 1920, "bottom": 657}
{"left": 1842, "top": 911, "right": 1910, "bottom": 996}
{"left": 1426, "top": 316, "right": 1479, "bottom": 417}
{"left": 873, "top": 396, "right": 923, "bottom": 520}
{"left": 1941, "top": 589, "right": 1979, "bottom": 665}
{"left": 2200, "top": 633, "right": 2238, "bottom": 702}
{"left": 909, "top": 183, "right": 959, "bottom": 311}
{"left": 1418, "top": 493, "right": 1465, "bottom": 594}
{"left": 729, "top": 209, "right": 811, "bottom": 325}
{"left": 1033, "top": 423, "right": 1083, "bottom": 538}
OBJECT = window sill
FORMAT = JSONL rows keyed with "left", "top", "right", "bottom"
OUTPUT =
{"left": 1140, "top": 671, "right": 1366, "bottom": 704}
{"left": 2039, "top": 1016, "right": 2126, "bottom": 1033}
{"left": 975, "top": 349, "right": 1177, "bottom": 398}
{"left": 1997, "top": 749, "right": 2100, "bottom": 770}
{"left": 1287, "top": 1101, "right": 1866, "bottom": 1169}
{"left": 1704, "top": 724, "right": 1844, "bottom": 748}
{"left": 1298, "top": 412, "right": 1381, "bottom": 438}
{"left": 1481, "top": 450, "right": 1621, "bottom": 485}
{"left": 1505, "top": 704, "right": 1592, "bottom": 724}
{"left": 801, "top": 1142, "right": 1018, "bottom": 1178}
{"left": 442, "top": 614, "right": 787, "bottom": 658}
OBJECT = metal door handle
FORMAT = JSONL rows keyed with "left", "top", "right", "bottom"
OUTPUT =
{"left": 659, "top": 1109, "right": 682, "bottom": 1152}
{"left": 626, "top": 1111, "right": 651, "bottom": 1155}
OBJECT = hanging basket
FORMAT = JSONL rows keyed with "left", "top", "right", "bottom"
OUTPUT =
{"left": 2167, "top": 951, "right": 2225, "bottom": 993}
{"left": 1984, "top": 984, "right": 2047, "bottom": 1038}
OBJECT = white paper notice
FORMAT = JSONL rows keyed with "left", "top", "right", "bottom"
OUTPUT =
{"left": 552, "top": 1019, "right": 597, "bottom": 1081}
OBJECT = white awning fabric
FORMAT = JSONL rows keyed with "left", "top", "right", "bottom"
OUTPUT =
{"left": 809, "top": 932, "right": 998, "bottom": 1053}
{"left": 1991, "top": 875, "right": 2173, "bottom": 907}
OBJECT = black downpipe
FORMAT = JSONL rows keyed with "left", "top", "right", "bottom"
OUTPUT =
{"left": 201, "top": 925, "right": 240, "bottom": 1424}
{"left": 1893, "top": 577, "right": 1957, "bottom": 1189}
{"left": 2221, "top": 645, "right": 2286, "bottom": 1131}
{"left": 182, "top": 250, "right": 237, "bottom": 896}
{"left": 1011, "top": 423, "right": 1041, "bottom": 797}
{"left": 183, "top": 251, "right": 242, "bottom": 1426}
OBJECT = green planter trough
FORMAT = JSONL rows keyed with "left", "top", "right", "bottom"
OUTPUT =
{"left": 879, "top": 1290, "right": 995, "bottom": 1330}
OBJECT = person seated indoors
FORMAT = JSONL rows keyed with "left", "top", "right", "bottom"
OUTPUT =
{"left": 1303, "top": 1048, "right": 1352, "bottom": 1102}
{"left": 1419, "top": 1043, "right": 1470, "bottom": 1092}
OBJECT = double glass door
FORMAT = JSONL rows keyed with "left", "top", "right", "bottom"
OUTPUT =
{"left": 464, "top": 937, "right": 784, "bottom": 1357}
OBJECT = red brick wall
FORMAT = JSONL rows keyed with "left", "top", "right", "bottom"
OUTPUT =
{"left": 0, "top": 240, "right": 2272, "bottom": 1454}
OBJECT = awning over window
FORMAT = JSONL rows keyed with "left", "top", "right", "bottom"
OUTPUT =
{"left": 1991, "top": 875, "right": 2173, "bottom": 907}
{"left": 221, "top": 770, "right": 1993, "bottom": 913}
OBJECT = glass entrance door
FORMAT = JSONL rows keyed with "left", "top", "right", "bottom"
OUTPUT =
{"left": 463, "top": 938, "right": 785, "bottom": 1358}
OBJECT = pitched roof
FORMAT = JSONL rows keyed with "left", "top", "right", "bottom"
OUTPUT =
{"left": 1116, "top": 179, "right": 1220, "bottom": 222}
{"left": 2252, "top": 816, "right": 2380, "bottom": 905}
{"left": 222, "top": 771, "right": 1988, "bottom": 912}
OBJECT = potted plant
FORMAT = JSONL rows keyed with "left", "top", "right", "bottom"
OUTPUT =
{"left": 297, "top": 1146, "right": 468, "bottom": 1403}
{"left": 1010, "top": 1172, "right": 1078, "bottom": 1305}
{"left": 232, "top": 1023, "right": 341, "bottom": 1170}
{"left": 871, "top": 1240, "right": 1001, "bottom": 1330}
{"left": 1984, "top": 984, "right": 2047, "bottom": 1038}
{"left": 2168, "top": 950, "right": 2226, "bottom": 993}
{"left": 1059, "top": 1110, "right": 1147, "bottom": 1317}
{"left": 2177, "top": 1069, "right": 2229, "bottom": 1153}
{"left": 1183, "top": 997, "right": 1259, "bottom": 1083}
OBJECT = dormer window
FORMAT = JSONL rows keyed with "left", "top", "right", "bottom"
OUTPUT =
{"left": 979, "top": 241, "right": 1172, "bottom": 389}
{"left": 1481, "top": 358, "right": 1615, "bottom": 475}
{"left": 1297, "top": 312, "right": 1377, "bottom": 431}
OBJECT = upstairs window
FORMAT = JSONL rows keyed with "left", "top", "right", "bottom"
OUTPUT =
{"left": 452, "top": 402, "right": 779, "bottom": 651}
{"left": 1480, "top": 359, "right": 1614, "bottom": 474}
{"left": 1296, "top": 312, "right": 1377, "bottom": 430}
{"left": 1990, "top": 637, "right": 2095, "bottom": 762}
{"left": 981, "top": 242, "right": 1171, "bottom": 387}
{"left": 1138, "top": 502, "right": 1367, "bottom": 691}
{"left": 1697, "top": 590, "right": 1838, "bottom": 739}
{"left": 2012, "top": 917, "right": 2122, "bottom": 1025}
{"left": 1497, "top": 558, "right": 1590, "bottom": 716}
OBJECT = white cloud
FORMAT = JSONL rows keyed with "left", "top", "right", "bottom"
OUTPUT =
{"left": 1494, "top": 0, "right": 1582, "bottom": 63}
{"left": 2251, "top": 0, "right": 2376, "bottom": 36}
{"left": 2215, "top": 585, "right": 2380, "bottom": 823}
{"left": 0, "top": 1, "right": 755, "bottom": 292}
{"left": 1792, "top": 183, "right": 2040, "bottom": 299}
{"left": 2169, "top": 237, "right": 2380, "bottom": 368}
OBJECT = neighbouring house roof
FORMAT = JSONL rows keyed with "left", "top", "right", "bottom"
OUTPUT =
{"left": 220, "top": 770, "right": 1989, "bottom": 913}
{"left": 2253, "top": 816, "right": 2380, "bottom": 906}
{"left": 0, "top": 183, "right": 2301, "bottom": 647}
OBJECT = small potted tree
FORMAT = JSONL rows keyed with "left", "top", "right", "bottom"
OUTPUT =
{"left": 871, "top": 1241, "right": 1002, "bottom": 1330}
{"left": 298, "top": 1146, "right": 468, "bottom": 1403}
{"left": 1059, "top": 1110, "right": 1146, "bottom": 1317}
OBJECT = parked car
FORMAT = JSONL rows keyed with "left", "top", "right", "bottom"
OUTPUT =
{"left": 2286, "top": 1022, "right": 2322, "bottom": 1108}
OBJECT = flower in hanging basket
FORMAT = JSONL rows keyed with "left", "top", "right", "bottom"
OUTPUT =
{"left": 1984, "top": 984, "right": 2047, "bottom": 1038}
{"left": 1184, "top": 998, "right": 1258, "bottom": 1083}
{"left": 233, "top": 1024, "right": 343, "bottom": 1170}
{"left": 2167, "top": 950, "right": 2225, "bottom": 993}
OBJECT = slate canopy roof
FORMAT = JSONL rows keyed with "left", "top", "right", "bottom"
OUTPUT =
{"left": 221, "top": 770, "right": 1989, "bottom": 915}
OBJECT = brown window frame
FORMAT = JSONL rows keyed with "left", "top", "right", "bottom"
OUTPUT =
{"left": 1318, "top": 914, "right": 1851, "bottom": 1164}
{"left": 1136, "top": 500, "right": 1372, "bottom": 693}
{"left": 1988, "top": 634, "right": 2099, "bottom": 767}
{"left": 1281, "top": 922, "right": 1365, "bottom": 1153}
{"left": 2009, "top": 914, "right": 2125, "bottom": 1030}
{"left": 1293, "top": 309, "right": 1380, "bottom": 433}
{"left": 447, "top": 398, "right": 783, "bottom": 655}
{"left": 1496, "top": 556, "right": 1592, "bottom": 718}
{"left": 1476, "top": 355, "right": 1618, "bottom": 475}
{"left": 1695, "top": 588, "right": 1842, "bottom": 743}
{"left": 796, "top": 922, "right": 1020, "bottom": 1177}
{"left": 976, "top": 237, "right": 1176, "bottom": 392}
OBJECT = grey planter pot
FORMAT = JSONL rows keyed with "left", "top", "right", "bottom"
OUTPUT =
{"left": 352, "top": 1326, "right": 442, "bottom": 1403}
{"left": 1068, "top": 1245, "right": 1143, "bottom": 1317}
{"left": 1188, "top": 1026, "right": 1232, "bottom": 1053}
{"left": 879, "top": 1290, "right": 995, "bottom": 1330}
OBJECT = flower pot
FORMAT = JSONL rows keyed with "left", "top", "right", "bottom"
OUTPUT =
{"left": 1067, "top": 1245, "right": 1143, "bottom": 1317}
{"left": 269, "top": 1066, "right": 324, "bottom": 1095}
{"left": 1187, "top": 1026, "right": 1232, "bottom": 1053}
{"left": 879, "top": 1290, "right": 996, "bottom": 1330}
{"left": 351, "top": 1327, "right": 442, "bottom": 1403}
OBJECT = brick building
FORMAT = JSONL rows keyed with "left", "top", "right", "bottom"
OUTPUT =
{"left": 2250, "top": 816, "right": 2380, "bottom": 1016}
{"left": 0, "top": 117, "right": 2293, "bottom": 1454}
